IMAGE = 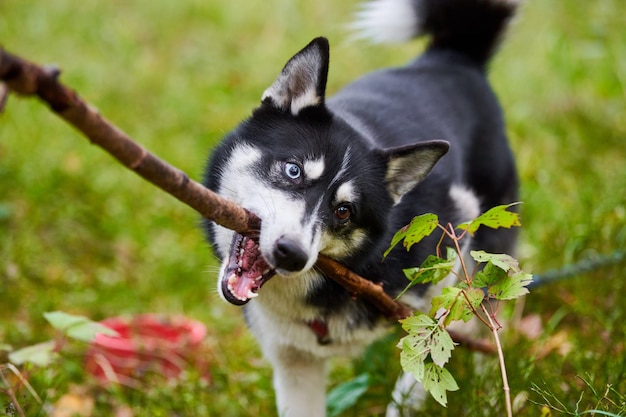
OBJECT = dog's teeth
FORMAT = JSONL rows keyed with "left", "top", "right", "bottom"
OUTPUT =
{"left": 227, "top": 274, "right": 237, "bottom": 285}
{"left": 238, "top": 259, "right": 243, "bottom": 268}
{"left": 247, "top": 290, "right": 259, "bottom": 299}
{"left": 229, "top": 284, "right": 247, "bottom": 301}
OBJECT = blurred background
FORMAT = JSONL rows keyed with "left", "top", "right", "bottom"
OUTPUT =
{"left": 1, "top": 0, "right": 625, "bottom": 415}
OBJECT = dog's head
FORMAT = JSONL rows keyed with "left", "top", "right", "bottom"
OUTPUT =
{"left": 205, "top": 37, "right": 448, "bottom": 305}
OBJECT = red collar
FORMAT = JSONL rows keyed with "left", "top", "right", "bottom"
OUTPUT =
{"left": 306, "top": 319, "right": 331, "bottom": 345}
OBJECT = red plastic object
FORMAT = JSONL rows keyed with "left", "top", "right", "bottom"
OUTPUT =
{"left": 85, "top": 314, "right": 207, "bottom": 386}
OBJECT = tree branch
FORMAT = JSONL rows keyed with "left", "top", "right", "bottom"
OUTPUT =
{"left": 314, "top": 255, "right": 411, "bottom": 320}
{"left": 0, "top": 47, "right": 494, "bottom": 352}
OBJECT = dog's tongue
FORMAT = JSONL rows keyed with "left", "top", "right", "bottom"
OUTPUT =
{"left": 221, "top": 233, "right": 273, "bottom": 305}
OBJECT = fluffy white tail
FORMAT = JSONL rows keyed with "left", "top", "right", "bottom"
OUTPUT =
{"left": 352, "top": 0, "right": 521, "bottom": 65}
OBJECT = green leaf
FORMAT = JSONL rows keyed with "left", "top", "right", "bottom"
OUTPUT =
{"left": 384, "top": 213, "right": 439, "bottom": 258}
{"left": 44, "top": 311, "right": 85, "bottom": 330}
{"left": 412, "top": 255, "right": 456, "bottom": 285}
{"left": 399, "top": 337, "right": 427, "bottom": 381}
{"left": 470, "top": 250, "right": 520, "bottom": 272}
{"left": 398, "top": 255, "right": 456, "bottom": 299}
{"left": 430, "top": 287, "right": 473, "bottom": 325}
{"left": 400, "top": 313, "right": 438, "bottom": 336}
{"left": 422, "top": 363, "right": 459, "bottom": 407}
{"left": 327, "top": 373, "right": 371, "bottom": 417}
{"left": 445, "top": 246, "right": 458, "bottom": 262}
{"left": 44, "top": 311, "right": 119, "bottom": 342}
{"left": 398, "top": 314, "right": 437, "bottom": 381}
{"left": 488, "top": 272, "right": 533, "bottom": 300}
{"left": 457, "top": 203, "right": 521, "bottom": 236}
{"left": 473, "top": 261, "right": 508, "bottom": 288}
{"left": 429, "top": 327, "right": 456, "bottom": 368}
{"left": 456, "top": 281, "right": 470, "bottom": 290}
{"left": 8, "top": 341, "right": 57, "bottom": 366}
{"left": 398, "top": 313, "right": 458, "bottom": 395}
{"left": 465, "top": 287, "right": 486, "bottom": 310}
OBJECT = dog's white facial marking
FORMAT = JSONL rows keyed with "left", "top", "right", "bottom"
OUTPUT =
{"left": 331, "top": 146, "right": 352, "bottom": 186}
{"left": 213, "top": 144, "right": 263, "bottom": 257}
{"left": 303, "top": 157, "right": 325, "bottom": 181}
{"left": 318, "top": 179, "right": 367, "bottom": 259}
{"left": 224, "top": 144, "right": 263, "bottom": 174}
{"left": 335, "top": 180, "right": 358, "bottom": 204}
{"left": 257, "top": 192, "right": 320, "bottom": 275}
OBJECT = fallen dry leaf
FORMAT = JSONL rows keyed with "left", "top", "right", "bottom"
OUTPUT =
{"left": 517, "top": 314, "right": 544, "bottom": 340}
{"left": 50, "top": 387, "right": 94, "bottom": 417}
{"left": 113, "top": 404, "right": 134, "bottom": 417}
{"left": 537, "top": 330, "right": 573, "bottom": 358}
{"left": 516, "top": 314, "right": 573, "bottom": 359}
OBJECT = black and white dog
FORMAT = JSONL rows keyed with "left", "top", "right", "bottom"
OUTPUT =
{"left": 203, "top": 0, "right": 519, "bottom": 415}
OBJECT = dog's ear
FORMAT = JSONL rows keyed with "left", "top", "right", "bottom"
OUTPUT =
{"left": 261, "top": 37, "right": 330, "bottom": 116}
{"left": 380, "top": 140, "right": 450, "bottom": 204}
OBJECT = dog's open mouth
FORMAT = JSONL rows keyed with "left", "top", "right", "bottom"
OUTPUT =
{"left": 221, "top": 233, "right": 275, "bottom": 305}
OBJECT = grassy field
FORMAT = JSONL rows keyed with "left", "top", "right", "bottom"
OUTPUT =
{"left": 1, "top": 0, "right": 625, "bottom": 416}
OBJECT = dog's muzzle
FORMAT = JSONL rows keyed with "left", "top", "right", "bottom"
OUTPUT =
{"left": 269, "top": 236, "right": 309, "bottom": 275}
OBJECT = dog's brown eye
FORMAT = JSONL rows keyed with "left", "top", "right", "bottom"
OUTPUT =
{"left": 335, "top": 204, "right": 352, "bottom": 221}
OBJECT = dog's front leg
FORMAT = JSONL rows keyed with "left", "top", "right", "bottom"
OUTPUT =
{"left": 269, "top": 345, "right": 327, "bottom": 417}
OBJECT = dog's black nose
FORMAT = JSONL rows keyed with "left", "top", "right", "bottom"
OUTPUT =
{"left": 273, "top": 237, "right": 308, "bottom": 272}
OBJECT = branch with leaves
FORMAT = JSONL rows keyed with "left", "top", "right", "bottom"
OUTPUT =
{"left": 387, "top": 204, "right": 531, "bottom": 415}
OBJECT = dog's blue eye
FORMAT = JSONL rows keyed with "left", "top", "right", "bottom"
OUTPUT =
{"left": 284, "top": 162, "right": 302, "bottom": 180}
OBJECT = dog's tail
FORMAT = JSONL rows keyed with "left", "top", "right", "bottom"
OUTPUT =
{"left": 352, "top": 0, "right": 520, "bottom": 65}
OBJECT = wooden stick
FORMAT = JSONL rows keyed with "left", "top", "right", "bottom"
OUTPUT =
{"left": 314, "top": 255, "right": 411, "bottom": 320}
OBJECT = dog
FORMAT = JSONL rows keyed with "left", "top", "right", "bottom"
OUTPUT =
{"left": 203, "top": 0, "right": 520, "bottom": 415}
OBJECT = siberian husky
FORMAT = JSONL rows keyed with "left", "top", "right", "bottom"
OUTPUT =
{"left": 203, "top": 0, "right": 520, "bottom": 415}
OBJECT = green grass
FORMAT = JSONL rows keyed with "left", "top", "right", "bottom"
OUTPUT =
{"left": 1, "top": 0, "right": 625, "bottom": 415}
